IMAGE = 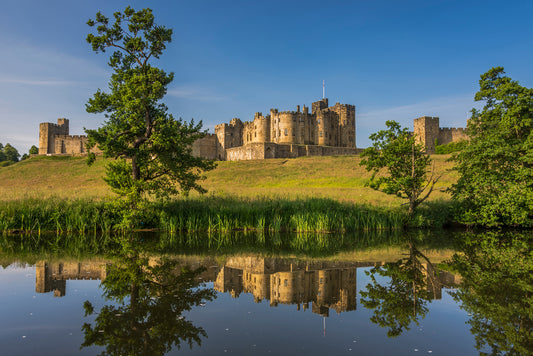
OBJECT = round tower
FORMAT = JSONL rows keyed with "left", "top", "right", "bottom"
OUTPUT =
{"left": 277, "top": 112, "right": 297, "bottom": 144}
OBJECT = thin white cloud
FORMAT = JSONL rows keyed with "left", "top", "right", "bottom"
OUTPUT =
{"left": 358, "top": 94, "right": 481, "bottom": 129}
{"left": 0, "top": 38, "right": 110, "bottom": 87}
{"left": 0, "top": 76, "right": 78, "bottom": 87}
{"left": 356, "top": 94, "right": 483, "bottom": 148}
{"left": 167, "top": 85, "right": 227, "bottom": 102}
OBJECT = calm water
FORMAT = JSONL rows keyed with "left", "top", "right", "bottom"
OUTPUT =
{"left": 0, "top": 231, "right": 531, "bottom": 355}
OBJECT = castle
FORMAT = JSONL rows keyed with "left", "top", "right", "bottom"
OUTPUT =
{"left": 37, "top": 102, "right": 468, "bottom": 159}
{"left": 193, "top": 97, "right": 360, "bottom": 161}
{"left": 38, "top": 98, "right": 359, "bottom": 160}
{"left": 38, "top": 118, "right": 101, "bottom": 155}
{"left": 413, "top": 116, "right": 468, "bottom": 153}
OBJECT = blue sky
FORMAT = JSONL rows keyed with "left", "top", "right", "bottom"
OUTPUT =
{"left": 0, "top": 0, "right": 531, "bottom": 154}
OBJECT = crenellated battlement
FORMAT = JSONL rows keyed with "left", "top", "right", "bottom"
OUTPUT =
{"left": 39, "top": 118, "right": 101, "bottom": 155}
{"left": 440, "top": 127, "right": 465, "bottom": 132}
{"left": 38, "top": 97, "right": 357, "bottom": 161}
{"left": 413, "top": 116, "right": 468, "bottom": 153}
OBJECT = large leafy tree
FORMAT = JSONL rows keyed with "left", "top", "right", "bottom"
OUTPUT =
{"left": 451, "top": 67, "right": 533, "bottom": 226}
{"left": 360, "top": 121, "right": 439, "bottom": 215}
{"left": 85, "top": 7, "right": 215, "bottom": 206}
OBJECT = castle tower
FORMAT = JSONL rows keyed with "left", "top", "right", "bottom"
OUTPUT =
{"left": 312, "top": 98, "right": 328, "bottom": 114}
{"left": 413, "top": 116, "right": 440, "bottom": 153}
{"left": 39, "top": 118, "right": 69, "bottom": 154}
{"left": 253, "top": 112, "right": 271, "bottom": 142}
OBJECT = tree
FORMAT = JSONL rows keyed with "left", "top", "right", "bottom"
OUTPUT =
{"left": 360, "top": 121, "right": 439, "bottom": 215}
{"left": 0, "top": 144, "right": 6, "bottom": 162}
{"left": 360, "top": 239, "right": 440, "bottom": 337}
{"left": 449, "top": 232, "right": 533, "bottom": 355}
{"left": 82, "top": 240, "right": 216, "bottom": 355}
{"left": 3, "top": 143, "right": 20, "bottom": 162}
{"left": 85, "top": 7, "right": 215, "bottom": 207}
{"left": 451, "top": 67, "right": 533, "bottom": 226}
{"left": 29, "top": 145, "right": 38, "bottom": 155}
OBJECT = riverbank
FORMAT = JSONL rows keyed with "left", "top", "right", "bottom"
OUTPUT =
{"left": 0, "top": 155, "right": 457, "bottom": 233}
{"left": 0, "top": 196, "right": 456, "bottom": 234}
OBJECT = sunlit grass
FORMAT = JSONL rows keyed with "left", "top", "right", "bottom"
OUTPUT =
{"left": 0, "top": 154, "right": 456, "bottom": 205}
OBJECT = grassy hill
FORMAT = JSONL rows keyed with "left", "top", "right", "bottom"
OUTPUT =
{"left": 0, "top": 154, "right": 457, "bottom": 206}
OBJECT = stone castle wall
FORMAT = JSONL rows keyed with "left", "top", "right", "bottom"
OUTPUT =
{"left": 38, "top": 118, "right": 101, "bottom": 155}
{"left": 38, "top": 98, "right": 357, "bottom": 161}
{"left": 210, "top": 97, "right": 357, "bottom": 161}
{"left": 413, "top": 116, "right": 468, "bottom": 153}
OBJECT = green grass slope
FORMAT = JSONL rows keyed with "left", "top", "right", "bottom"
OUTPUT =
{"left": 0, "top": 154, "right": 457, "bottom": 207}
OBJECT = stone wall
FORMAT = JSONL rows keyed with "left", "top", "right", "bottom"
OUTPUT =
{"left": 39, "top": 118, "right": 101, "bottom": 155}
{"left": 191, "top": 133, "right": 218, "bottom": 160}
{"left": 225, "top": 142, "right": 362, "bottom": 161}
{"left": 438, "top": 127, "right": 468, "bottom": 146}
{"left": 414, "top": 116, "right": 468, "bottom": 153}
{"left": 38, "top": 97, "right": 357, "bottom": 161}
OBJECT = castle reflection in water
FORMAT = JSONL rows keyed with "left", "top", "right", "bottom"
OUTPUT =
{"left": 35, "top": 256, "right": 460, "bottom": 317}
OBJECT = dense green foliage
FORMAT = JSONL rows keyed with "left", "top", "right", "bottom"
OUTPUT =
{"left": 0, "top": 143, "right": 20, "bottom": 165}
{"left": 360, "top": 121, "right": 439, "bottom": 214}
{"left": 434, "top": 140, "right": 468, "bottom": 154}
{"left": 448, "top": 232, "right": 533, "bottom": 355}
{"left": 28, "top": 145, "right": 38, "bottom": 155}
{"left": 451, "top": 67, "right": 533, "bottom": 226}
{"left": 85, "top": 7, "right": 215, "bottom": 210}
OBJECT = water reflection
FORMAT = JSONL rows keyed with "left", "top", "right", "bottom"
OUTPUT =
{"left": 79, "top": 239, "right": 217, "bottom": 355}
{"left": 35, "top": 260, "right": 108, "bottom": 297}
{"left": 7, "top": 230, "right": 531, "bottom": 355}
{"left": 214, "top": 257, "right": 373, "bottom": 316}
{"left": 448, "top": 232, "right": 533, "bottom": 355}
{"left": 359, "top": 239, "right": 459, "bottom": 337}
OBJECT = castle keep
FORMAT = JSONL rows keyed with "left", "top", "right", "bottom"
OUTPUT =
{"left": 413, "top": 116, "right": 468, "bottom": 153}
{"left": 193, "top": 98, "right": 360, "bottom": 161}
{"left": 38, "top": 118, "right": 101, "bottom": 155}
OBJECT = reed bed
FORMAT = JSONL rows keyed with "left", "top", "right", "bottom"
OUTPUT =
{"left": 0, "top": 196, "right": 452, "bottom": 234}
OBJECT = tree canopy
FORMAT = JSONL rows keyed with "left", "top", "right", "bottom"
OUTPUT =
{"left": 0, "top": 143, "right": 20, "bottom": 164}
{"left": 85, "top": 7, "right": 215, "bottom": 208}
{"left": 28, "top": 145, "right": 38, "bottom": 155}
{"left": 359, "top": 120, "right": 439, "bottom": 215}
{"left": 451, "top": 67, "right": 533, "bottom": 226}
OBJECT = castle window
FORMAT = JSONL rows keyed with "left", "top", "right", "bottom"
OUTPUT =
{"left": 293, "top": 117, "right": 296, "bottom": 121}
{"left": 284, "top": 128, "right": 288, "bottom": 136}
{"left": 292, "top": 131, "right": 295, "bottom": 136}
{"left": 343, "top": 120, "right": 346, "bottom": 125}
{"left": 318, "top": 119, "right": 321, "bottom": 124}
{"left": 284, "top": 279, "right": 288, "bottom": 286}
{"left": 254, "top": 132, "right": 257, "bottom": 137}
{"left": 319, "top": 131, "right": 323, "bottom": 137}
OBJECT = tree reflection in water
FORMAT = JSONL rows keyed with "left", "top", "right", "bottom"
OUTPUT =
{"left": 360, "top": 239, "right": 439, "bottom": 337}
{"left": 449, "top": 232, "right": 533, "bottom": 355}
{"left": 81, "top": 239, "right": 216, "bottom": 355}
